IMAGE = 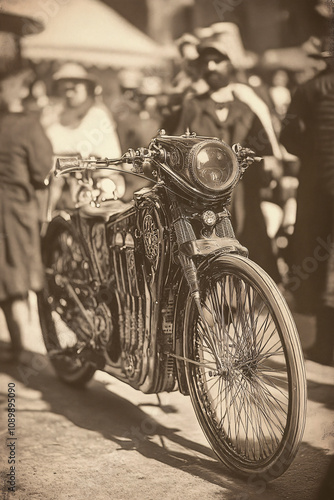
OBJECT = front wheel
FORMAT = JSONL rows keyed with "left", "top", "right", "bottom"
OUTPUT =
{"left": 184, "top": 254, "right": 306, "bottom": 480}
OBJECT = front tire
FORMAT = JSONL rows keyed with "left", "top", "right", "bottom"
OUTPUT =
{"left": 184, "top": 254, "right": 306, "bottom": 479}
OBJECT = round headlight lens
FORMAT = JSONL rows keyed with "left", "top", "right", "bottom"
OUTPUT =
{"left": 191, "top": 143, "right": 238, "bottom": 192}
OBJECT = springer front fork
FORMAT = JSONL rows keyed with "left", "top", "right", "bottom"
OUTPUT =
{"left": 171, "top": 202, "right": 247, "bottom": 294}
{"left": 170, "top": 200, "right": 247, "bottom": 365}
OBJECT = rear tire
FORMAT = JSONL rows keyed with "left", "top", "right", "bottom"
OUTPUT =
{"left": 184, "top": 254, "right": 306, "bottom": 479}
{"left": 38, "top": 221, "right": 96, "bottom": 387}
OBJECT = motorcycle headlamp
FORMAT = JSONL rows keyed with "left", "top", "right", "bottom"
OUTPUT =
{"left": 189, "top": 140, "right": 239, "bottom": 192}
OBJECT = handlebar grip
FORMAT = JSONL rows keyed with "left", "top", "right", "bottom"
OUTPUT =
{"left": 55, "top": 156, "right": 82, "bottom": 173}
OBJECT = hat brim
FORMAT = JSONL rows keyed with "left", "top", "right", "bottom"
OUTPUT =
{"left": 53, "top": 76, "right": 97, "bottom": 85}
{"left": 0, "top": 12, "right": 44, "bottom": 36}
{"left": 197, "top": 42, "right": 230, "bottom": 60}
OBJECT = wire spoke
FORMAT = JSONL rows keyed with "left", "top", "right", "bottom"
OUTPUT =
{"left": 188, "top": 261, "right": 297, "bottom": 465}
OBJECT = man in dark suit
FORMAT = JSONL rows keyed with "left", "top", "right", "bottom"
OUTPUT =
{"left": 281, "top": 42, "right": 334, "bottom": 366}
{"left": 176, "top": 40, "right": 281, "bottom": 282}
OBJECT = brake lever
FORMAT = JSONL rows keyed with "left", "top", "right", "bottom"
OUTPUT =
{"left": 54, "top": 146, "right": 161, "bottom": 184}
{"left": 232, "top": 143, "right": 262, "bottom": 171}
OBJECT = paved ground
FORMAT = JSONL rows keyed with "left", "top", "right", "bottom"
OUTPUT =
{"left": 0, "top": 293, "right": 333, "bottom": 500}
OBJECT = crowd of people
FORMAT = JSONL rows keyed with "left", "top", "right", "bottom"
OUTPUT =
{"left": 0, "top": 9, "right": 333, "bottom": 366}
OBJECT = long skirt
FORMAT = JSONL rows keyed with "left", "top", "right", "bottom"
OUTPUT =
{"left": 0, "top": 188, "right": 44, "bottom": 301}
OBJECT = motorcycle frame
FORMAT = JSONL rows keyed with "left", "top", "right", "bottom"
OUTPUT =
{"left": 42, "top": 134, "right": 256, "bottom": 396}
{"left": 43, "top": 182, "right": 247, "bottom": 397}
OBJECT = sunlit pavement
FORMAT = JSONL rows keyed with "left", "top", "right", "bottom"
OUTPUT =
{"left": 0, "top": 292, "right": 333, "bottom": 500}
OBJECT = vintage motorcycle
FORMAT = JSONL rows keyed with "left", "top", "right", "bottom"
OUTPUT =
{"left": 38, "top": 130, "right": 306, "bottom": 480}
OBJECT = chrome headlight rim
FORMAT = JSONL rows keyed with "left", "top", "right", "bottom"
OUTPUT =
{"left": 187, "top": 139, "right": 239, "bottom": 193}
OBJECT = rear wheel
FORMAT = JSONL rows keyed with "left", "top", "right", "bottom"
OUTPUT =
{"left": 184, "top": 254, "right": 306, "bottom": 479}
{"left": 38, "top": 222, "right": 97, "bottom": 387}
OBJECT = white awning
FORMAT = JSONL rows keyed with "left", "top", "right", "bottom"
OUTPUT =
{"left": 1, "top": 0, "right": 171, "bottom": 68}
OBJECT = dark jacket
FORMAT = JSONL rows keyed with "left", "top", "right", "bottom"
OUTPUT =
{"left": 280, "top": 68, "right": 334, "bottom": 312}
{"left": 0, "top": 112, "right": 53, "bottom": 301}
{"left": 176, "top": 92, "right": 280, "bottom": 281}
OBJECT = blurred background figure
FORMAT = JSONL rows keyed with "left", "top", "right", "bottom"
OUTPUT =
{"left": 46, "top": 62, "right": 126, "bottom": 206}
{"left": 0, "top": 12, "right": 53, "bottom": 362}
{"left": 280, "top": 36, "right": 334, "bottom": 366}
{"left": 114, "top": 68, "right": 144, "bottom": 151}
{"left": 269, "top": 69, "right": 291, "bottom": 120}
{"left": 112, "top": 70, "right": 160, "bottom": 194}
{"left": 47, "top": 63, "right": 122, "bottom": 161}
{"left": 171, "top": 33, "right": 200, "bottom": 94}
{"left": 161, "top": 32, "right": 203, "bottom": 135}
{"left": 136, "top": 75, "right": 164, "bottom": 143}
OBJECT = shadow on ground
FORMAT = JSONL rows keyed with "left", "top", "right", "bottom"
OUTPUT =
{"left": 0, "top": 348, "right": 332, "bottom": 500}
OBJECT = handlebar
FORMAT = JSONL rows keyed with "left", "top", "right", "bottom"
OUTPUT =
{"left": 54, "top": 142, "right": 262, "bottom": 180}
{"left": 55, "top": 147, "right": 159, "bottom": 177}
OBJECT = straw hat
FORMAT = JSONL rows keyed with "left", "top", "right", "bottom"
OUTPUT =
{"left": 52, "top": 63, "right": 97, "bottom": 84}
{"left": 198, "top": 23, "right": 258, "bottom": 69}
{"left": 0, "top": 11, "right": 44, "bottom": 37}
{"left": 117, "top": 68, "right": 143, "bottom": 90}
{"left": 0, "top": 10, "right": 44, "bottom": 80}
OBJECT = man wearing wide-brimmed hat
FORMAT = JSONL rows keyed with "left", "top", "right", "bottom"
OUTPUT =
{"left": 281, "top": 32, "right": 334, "bottom": 366}
{"left": 46, "top": 62, "right": 125, "bottom": 204}
{"left": 0, "top": 11, "right": 53, "bottom": 362}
